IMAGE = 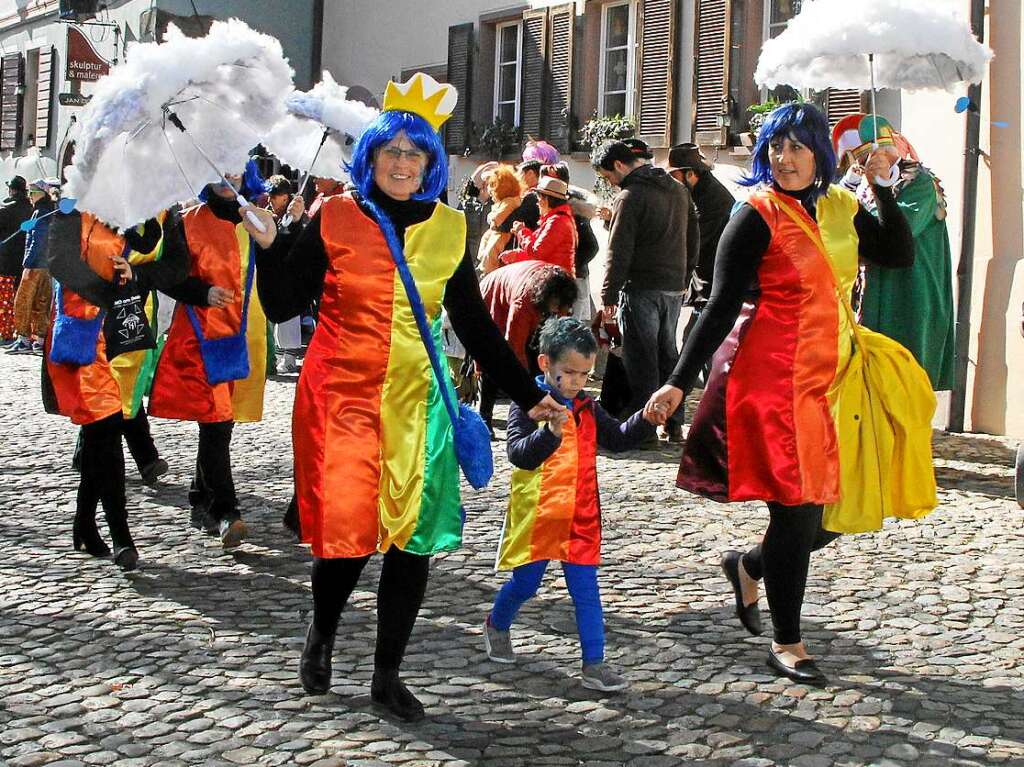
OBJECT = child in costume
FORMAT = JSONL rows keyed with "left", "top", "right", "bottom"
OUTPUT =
{"left": 484, "top": 316, "right": 656, "bottom": 691}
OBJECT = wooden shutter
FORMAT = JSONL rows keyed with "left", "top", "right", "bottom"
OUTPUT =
{"left": 636, "top": 0, "right": 676, "bottom": 148}
{"left": 520, "top": 8, "right": 547, "bottom": 139}
{"left": 545, "top": 4, "right": 574, "bottom": 153}
{"left": 693, "top": 0, "right": 730, "bottom": 147}
{"left": 35, "top": 47, "right": 55, "bottom": 148}
{"left": 445, "top": 23, "right": 474, "bottom": 154}
{"left": 826, "top": 88, "right": 865, "bottom": 126}
{"left": 0, "top": 53, "right": 25, "bottom": 152}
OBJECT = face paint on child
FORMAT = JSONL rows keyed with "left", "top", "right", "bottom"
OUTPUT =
{"left": 541, "top": 350, "right": 596, "bottom": 401}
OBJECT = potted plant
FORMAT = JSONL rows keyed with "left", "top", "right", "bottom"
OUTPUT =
{"left": 478, "top": 119, "right": 521, "bottom": 160}
{"left": 577, "top": 113, "right": 636, "bottom": 152}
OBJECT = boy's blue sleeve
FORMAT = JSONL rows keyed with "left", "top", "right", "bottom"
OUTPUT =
{"left": 594, "top": 402, "right": 655, "bottom": 452}
{"left": 506, "top": 401, "right": 563, "bottom": 471}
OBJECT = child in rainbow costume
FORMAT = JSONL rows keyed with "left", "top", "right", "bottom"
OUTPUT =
{"left": 484, "top": 317, "right": 656, "bottom": 692}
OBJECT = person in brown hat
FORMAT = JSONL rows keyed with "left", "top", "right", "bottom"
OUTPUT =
{"left": 499, "top": 175, "right": 578, "bottom": 276}
{"left": 662, "top": 144, "right": 736, "bottom": 375}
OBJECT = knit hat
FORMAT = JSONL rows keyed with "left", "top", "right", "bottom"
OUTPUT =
{"left": 623, "top": 138, "right": 653, "bottom": 160}
{"left": 521, "top": 139, "right": 560, "bottom": 166}
{"left": 7, "top": 175, "right": 27, "bottom": 192}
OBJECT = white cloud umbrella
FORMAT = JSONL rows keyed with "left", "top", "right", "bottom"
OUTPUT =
{"left": 755, "top": 0, "right": 992, "bottom": 94}
{"left": 262, "top": 70, "right": 379, "bottom": 224}
{"left": 12, "top": 148, "right": 58, "bottom": 181}
{"left": 64, "top": 18, "right": 294, "bottom": 230}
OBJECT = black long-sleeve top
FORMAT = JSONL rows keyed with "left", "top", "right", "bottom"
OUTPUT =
{"left": 506, "top": 395, "right": 654, "bottom": 471}
{"left": 667, "top": 183, "right": 914, "bottom": 393}
{"left": 255, "top": 186, "right": 545, "bottom": 411}
{"left": 47, "top": 213, "right": 173, "bottom": 309}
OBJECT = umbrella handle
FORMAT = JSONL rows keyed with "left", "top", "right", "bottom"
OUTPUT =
{"left": 281, "top": 127, "right": 331, "bottom": 228}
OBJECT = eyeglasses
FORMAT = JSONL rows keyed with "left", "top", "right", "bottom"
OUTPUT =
{"left": 378, "top": 146, "right": 427, "bottom": 163}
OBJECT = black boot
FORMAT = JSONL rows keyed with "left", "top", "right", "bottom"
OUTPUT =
{"left": 72, "top": 509, "right": 110, "bottom": 557}
{"left": 371, "top": 669, "right": 424, "bottom": 722}
{"left": 299, "top": 624, "right": 334, "bottom": 694}
{"left": 282, "top": 495, "right": 301, "bottom": 540}
{"left": 106, "top": 510, "right": 138, "bottom": 572}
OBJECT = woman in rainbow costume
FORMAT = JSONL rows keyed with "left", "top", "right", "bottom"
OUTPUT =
{"left": 245, "top": 73, "right": 562, "bottom": 721}
{"left": 646, "top": 104, "right": 914, "bottom": 686}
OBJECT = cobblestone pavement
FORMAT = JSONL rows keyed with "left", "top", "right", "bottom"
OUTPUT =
{"left": 2, "top": 353, "right": 1023, "bottom": 767}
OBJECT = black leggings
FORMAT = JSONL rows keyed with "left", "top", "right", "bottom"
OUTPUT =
{"left": 121, "top": 405, "right": 159, "bottom": 471}
{"left": 741, "top": 503, "right": 840, "bottom": 645}
{"left": 311, "top": 547, "right": 430, "bottom": 672}
{"left": 189, "top": 421, "right": 237, "bottom": 522}
{"left": 77, "top": 413, "right": 131, "bottom": 548}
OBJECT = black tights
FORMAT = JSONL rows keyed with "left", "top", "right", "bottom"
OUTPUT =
{"left": 121, "top": 405, "right": 159, "bottom": 470}
{"left": 311, "top": 547, "right": 430, "bottom": 672}
{"left": 742, "top": 503, "right": 840, "bottom": 645}
{"left": 76, "top": 413, "right": 131, "bottom": 548}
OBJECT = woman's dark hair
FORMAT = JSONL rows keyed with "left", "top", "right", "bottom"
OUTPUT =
{"left": 542, "top": 162, "right": 570, "bottom": 183}
{"left": 590, "top": 140, "right": 638, "bottom": 172}
{"left": 538, "top": 316, "right": 598, "bottom": 360}
{"left": 741, "top": 102, "right": 836, "bottom": 201}
{"left": 529, "top": 265, "right": 578, "bottom": 314}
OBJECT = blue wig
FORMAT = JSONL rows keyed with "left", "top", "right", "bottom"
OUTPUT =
{"left": 347, "top": 110, "right": 448, "bottom": 201}
{"left": 741, "top": 102, "right": 836, "bottom": 201}
{"left": 199, "top": 158, "right": 267, "bottom": 203}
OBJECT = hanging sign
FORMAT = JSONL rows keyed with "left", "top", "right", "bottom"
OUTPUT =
{"left": 65, "top": 26, "right": 111, "bottom": 82}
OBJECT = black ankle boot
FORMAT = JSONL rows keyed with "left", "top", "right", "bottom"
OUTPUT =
{"left": 72, "top": 511, "right": 110, "bottom": 557}
{"left": 371, "top": 669, "right": 424, "bottom": 722}
{"left": 300, "top": 625, "right": 335, "bottom": 694}
{"left": 113, "top": 546, "right": 139, "bottom": 571}
{"left": 106, "top": 514, "right": 138, "bottom": 572}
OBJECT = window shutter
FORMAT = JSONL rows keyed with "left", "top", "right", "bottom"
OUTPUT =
{"left": 693, "top": 0, "right": 730, "bottom": 147}
{"left": 0, "top": 53, "right": 25, "bottom": 152}
{"left": 35, "top": 47, "right": 55, "bottom": 148}
{"left": 445, "top": 23, "right": 474, "bottom": 155}
{"left": 520, "top": 8, "right": 547, "bottom": 140}
{"left": 636, "top": 0, "right": 676, "bottom": 148}
{"left": 545, "top": 4, "right": 574, "bottom": 153}
{"left": 825, "top": 88, "right": 865, "bottom": 126}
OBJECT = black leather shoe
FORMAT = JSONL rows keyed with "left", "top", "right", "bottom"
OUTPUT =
{"left": 721, "top": 551, "right": 763, "bottom": 636}
{"left": 189, "top": 506, "right": 218, "bottom": 534}
{"left": 113, "top": 546, "right": 139, "bottom": 572}
{"left": 767, "top": 650, "right": 828, "bottom": 687}
{"left": 73, "top": 517, "right": 111, "bottom": 557}
{"left": 140, "top": 458, "right": 169, "bottom": 486}
{"left": 299, "top": 625, "right": 334, "bottom": 694}
{"left": 371, "top": 669, "right": 425, "bottom": 722}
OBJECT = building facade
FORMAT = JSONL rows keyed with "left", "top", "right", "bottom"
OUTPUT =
{"left": 0, "top": 0, "right": 321, "bottom": 180}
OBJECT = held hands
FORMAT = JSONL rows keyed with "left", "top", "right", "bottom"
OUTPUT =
{"left": 643, "top": 384, "right": 684, "bottom": 426}
{"left": 207, "top": 286, "right": 235, "bottom": 309}
{"left": 595, "top": 206, "right": 612, "bottom": 222}
{"left": 510, "top": 220, "right": 525, "bottom": 237}
{"left": 528, "top": 394, "right": 568, "bottom": 429}
{"left": 110, "top": 255, "right": 133, "bottom": 284}
{"left": 240, "top": 205, "right": 278, "bottom": 249}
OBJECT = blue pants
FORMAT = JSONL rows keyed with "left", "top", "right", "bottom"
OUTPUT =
{"left": 490, "top": 560, "right": 604, "bottom": 664}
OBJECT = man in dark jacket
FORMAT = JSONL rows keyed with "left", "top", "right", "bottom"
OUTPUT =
{"left": 0, "top": 176, "right": 34, "bottom": 343}
{"left": 592, "top": 141, "right": 698, "bottom": 443}
{"left": 663, "top": 143, "right": 736, "bottom": 387}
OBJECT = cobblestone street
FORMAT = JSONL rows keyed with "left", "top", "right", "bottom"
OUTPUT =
{"left": 1, "top": 354, "right": 1022, "bottom": 767}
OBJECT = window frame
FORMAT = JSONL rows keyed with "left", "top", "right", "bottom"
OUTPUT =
{"left": 597, "top": 0, "right": 637, "bottom": 118}
{"left": 760, "top": 0, "right": 815, "bottom": 103}
{"left": 492, "top": 19, "right": 523, "bottom": 127}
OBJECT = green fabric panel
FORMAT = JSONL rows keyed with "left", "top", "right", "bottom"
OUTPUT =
{"left": 404, "top": 315, "right": 463, "bottom": 555}
{"left": 266, "top": 321, "right": 276, "bottom": 378}
{"left": 860, "top": 170, "right": 955, "bottom": 390}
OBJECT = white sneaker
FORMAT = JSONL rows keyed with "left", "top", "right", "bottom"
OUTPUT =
{"left": 276, "top": 352, "right": 298, "bottom": 375}
{"left": 483, "top": 619, "right": 515, "bottom": 664}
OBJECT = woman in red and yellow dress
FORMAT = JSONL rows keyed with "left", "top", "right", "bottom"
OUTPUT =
{"left": 246, "top": 73, "right": 562, "bottom": 721}
{"left": 44, "top": 211, "right": 177, "bottom": 571}
{"left": 646, "top": 104, "right": 913, "bottom": 686}
{"left": 148, "top": 174, "right": 268, "bottom": 550}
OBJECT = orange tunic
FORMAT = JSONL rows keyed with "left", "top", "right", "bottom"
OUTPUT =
{"left": 44, "top": 214, "right": 126, "bottom": 426}
{"left": 148, "top": 204, "right": 267, "bottom": 424}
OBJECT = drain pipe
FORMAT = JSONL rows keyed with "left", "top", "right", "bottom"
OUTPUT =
{"left": 948, "top": 0, "right": 987, "bottom": 433}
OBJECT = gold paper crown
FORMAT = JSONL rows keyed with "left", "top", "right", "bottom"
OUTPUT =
{"left": 383, "top": 73, "right": 458, "bottom": 132}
